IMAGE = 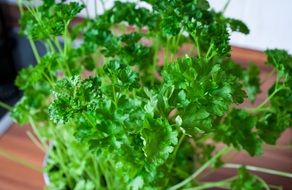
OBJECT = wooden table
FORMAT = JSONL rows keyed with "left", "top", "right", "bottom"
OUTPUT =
{"left": 0, "top": 47, "right": 291, "bottom": 190}
{"left": 0, "top": 125, "right": 44, "bottom": 190}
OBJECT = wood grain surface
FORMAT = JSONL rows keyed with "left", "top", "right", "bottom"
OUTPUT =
{"left": 0, "top": 47, "right": 291, "bottom": 190}
{"left": 0, "top": 125, "right": 44, "bottom": 190}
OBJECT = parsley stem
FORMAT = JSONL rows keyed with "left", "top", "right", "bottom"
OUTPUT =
{"left": 255, "top": 87, "right": 282, "bottom": 110}
{"left": 111, "top": 78, "right": 118, "bottom": 109}
{"left": 17, "top": 0, "right": 24, "bottom": 15}
{"left": 265, "top": 144, "right": 292, "bottom": 150}
{"left": 195, "top": 37, "right": 201, "bottom": 58}
{"left": 47, "top": 39, "right": 55, "bottom": 53}
{"left": 173, "top": 133, "right": 185, "bottom": 159}
{"left": 205, "top": 43, "right": 214, "bottom": 60}
{"left": 53, "top": 37, "right": 63, "bottom": 53}
{"left": 222, "top": 0, "right": 231, "bottom": 13}
{"left": 28, "top": 117, "right": 48, "bottom": 151}
{"left": 151, "top": 37, "right": 159, "bottom": 86}
{"left": 63, "top": 21, "right": 73, "bottom": 76}
{"left": 168, "top": 133, "right": 186, "bottom": 175}
{"left": 94, "top": 0, "right": 98, "bottom": 17}
{"left": 254, "top": 175, "right": 270, "bottom": 190}
{"left": 184, "top": 177, "right": 235, "bottom": 190}
{"left": 269, "top": 184, "right": 283, "bottom": 190}
{"left": 43, "top": 73, "right": 55, "bottom": 87}
{"left": 167, "top": 147, "right": 231, "bottom": 190}
{"left": 63, "top": 21, "right": 71, "bottom": 56}
{"left": 29, "top": 38, "right": 41, "bottom": 63}
{"left": 91, "top": 155, "right": 101, "bottom": 187}
{"left": 83, "top": 113, "right": 95, "bottom": 128}
{"left": 223, "top": 163, "right": 292, "bottom": 178}
{"left": 244, "top": 107, "right": 272, "bottom": 113}
{"left": 49, "top": 130, "right": 76, "bottom": 187}
{"left": 26, "top": 131, "right": 46, "bottom": 152}
{"left": 0, "top": 101, "right": 12, "bottom": 111}
{"left": 99, "top": 159, "right": 112, "bottom": 188}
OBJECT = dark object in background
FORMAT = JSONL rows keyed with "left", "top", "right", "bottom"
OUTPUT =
{"left": 0, "top": 5, "right": 19, "bottom": 117}
{"left": 0, "top": 9, "right": 17, "bottom": 86}
{"left": 0, "top": 3, "right": 46, "bottom": 119}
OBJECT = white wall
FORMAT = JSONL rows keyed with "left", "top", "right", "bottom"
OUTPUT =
{"left": 209, "top": 0, "right": 292, "bottom": 53}
{"left": 3, "top": 0, "right": 292, "bottom": 53}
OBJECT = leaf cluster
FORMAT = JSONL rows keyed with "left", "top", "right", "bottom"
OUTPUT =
{"left": 20, "top": 1, "right": 84, "bottom": 39}
{"left": 11, "top": 0, "right": 292, "bottom": 189}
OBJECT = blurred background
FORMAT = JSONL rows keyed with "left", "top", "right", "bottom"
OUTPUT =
{"left": 2, "top": 0, "right": 292, "bottom": 52}
{"left": 79, "top": 0, "right": 292, "bottom": 53}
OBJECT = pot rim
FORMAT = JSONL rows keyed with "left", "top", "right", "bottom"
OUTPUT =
{"left": 43, "top": 142, "right": 54, "bottom": 185}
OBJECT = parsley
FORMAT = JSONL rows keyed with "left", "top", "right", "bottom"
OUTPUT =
{"left": 7, "top": 0, "right": 291, "bottom": 189}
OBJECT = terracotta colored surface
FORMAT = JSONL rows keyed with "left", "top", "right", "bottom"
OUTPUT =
{"left": 0, "top": 47, "right": 291, "bottom": 190}
{"left": 0, "top": 125, "right": 44, "bottom": 190}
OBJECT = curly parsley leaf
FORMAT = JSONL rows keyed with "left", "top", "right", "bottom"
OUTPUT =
{"left": 265, "top": 49, "right": 292, "bottom": 79}
{"left": 227, "top": 18, "right": 250, "bottom": 34}
{"left": 162, "top": 56, "right": 246, "bottom": 134}
{"left": 141, "top": 117, "right": 178, "bottom": 170}
{"left": 49, "top": 76, "right": 102, "bottom": 124}
{"left": 20, "top": 2, "right": 84, "bottom": 39}
{"left": 215, "top": 109, "right": 262, "bottom": 156}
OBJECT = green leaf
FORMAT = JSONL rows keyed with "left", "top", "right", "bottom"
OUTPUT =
{"left": 181, "top": 104, "right": 212, "bottom": 133}
{"left": 231, "top": 167, "right": 264, "bottom": 190}
{"left": 227, "top": 18, "right": 250, "bottom": 34}
{"left": 20, "top": 2, "right": 84, "bottom": 39}
{"left": 49, "top": 76, "right": 102, "bottom": 124}
{"left": 215, "top": 109, "right": 262, "bottom": 156}
{"left": 196, "top": 0, "right": 210, "bottom": 10}
{"left": 243, "top": 63, "right": 261, "bottom": 102}
{"left": 141, "top": 117, "right": 178, "bottom": 170}
{"left": 103, "top": 59, "right": 140, "bottom": 89}
{"left": 15, "top": 54, "right": 57, "bottom": 90}
{"left": 257, "top": 111, "right": 291, "bottom": 145}
{"left": 265, "top": 49, "right": 292, "bottom": 78}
